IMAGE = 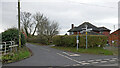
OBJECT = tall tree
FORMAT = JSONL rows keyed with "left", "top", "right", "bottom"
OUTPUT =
{"left": 20, "top": 12, "right": 33, "bottom": 36}
{"left": 37, "top": 19, "right": 59, "bottom": 43}
{"left": 32, "top": 12, "right": 43, "bottom": 36}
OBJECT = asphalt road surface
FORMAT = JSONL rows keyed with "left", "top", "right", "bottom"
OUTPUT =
{"left": 3, "top": 43, "right": 118, "bottom": 66}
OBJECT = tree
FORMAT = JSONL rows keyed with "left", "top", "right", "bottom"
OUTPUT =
{"left": 32, "top": 12, "right": 59, "bottom": 44}
{"left": 20, "top": 12, "right": 33, "bottom": 36}
{"left": 32, "top": 12, "right": 43, "bottom": 36}
{"left": 37, "top": 19, "right": 59, "bottom": 43}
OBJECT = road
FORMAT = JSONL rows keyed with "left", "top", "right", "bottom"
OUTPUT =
{"left": 3, "top": 43, "right": 118, "bottom": 66}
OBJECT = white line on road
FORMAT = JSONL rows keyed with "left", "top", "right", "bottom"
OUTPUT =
{"left": 109, "top": 60, "right": 116, "bottom": 62}
{"left": 104, "top": 59, "right": 110, "bottom": 61}
{"left": 95, "top": 59, "right": 102, "bottom": 61}
{"left": 100, "top": 61, "right": 107, "bottom": 63}
{"left": 81, "top": 62, "right": 90, "bottom": 65}
{"left": 73, "top": 64, "right": 80, "bottom": 66}
{"left": 57, "top": 53, "right": 81, "bottom": 64}
{"left": 81, "top": 61, "right": 86, "bottom": 62}
{"left": 62, "top": 52, "right": 80, "bottom": 56}
{"left": 88, "top": 60, "right": 94, "bottom": 62}
{"left": 112, "top": 58, "right": 118, "bottom": 60}
{"left": 92, "top": 62, "right": 99, "bottom": 64}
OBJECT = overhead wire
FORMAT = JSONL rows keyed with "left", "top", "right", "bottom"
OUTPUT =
{"left": 66, "top": 0, "right": 117, "bottom": 9}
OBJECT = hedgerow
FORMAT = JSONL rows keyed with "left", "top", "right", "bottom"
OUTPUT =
{"left": 1, "top": 28, "right": 26, "bottom": 45}
{"left": 53, "top": 35, "right": 108, "bottom": 48}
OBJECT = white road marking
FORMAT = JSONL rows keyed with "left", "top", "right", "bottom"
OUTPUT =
{"left": 109, "top": 60, "right": 116, "bottom": 62}
{"left": 104, "top": 59, "right": 110, "bottom": 61}
{"left": 100, "top": 61, "right": 107, "bottom": 63}
{"left": 81, "top": 61, "right": 86, "bottom": 62}
{"left": 73, "top": 64, "right": 80, "bottom": 66}
{"left": 78, "top": 62, "right": 82, "bottom": 63}
{"left": 62, "top": 52, "right": 80, "bottom": 56}
{"left": 81, "top": 63, "right": 90, "bottom": 65}
{"left": 57, "top": 53, "right": 81, "bottom": 64}
{"left": 62, "top": 52, "right": 70, "bottom": 55}
{"left": 92, "top": 62, "right": 99, "bottom": 64}
{"left": 69, "top": 54, "right": 80, "bottom": 56}
{"left": 88, "top": 60, "right": 94, "bottom": 62}
{"left": 57, "top": 53, "right": 116, "bottom": 65}
{"left": 112, "top": 58, "right": 117, "bottom": 60}
{"left": 95, "top": 59, "right": 102, "bottom": 61}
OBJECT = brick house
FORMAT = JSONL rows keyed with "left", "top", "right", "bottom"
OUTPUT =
{"left": 108, "top": 28, "right": 120, "bottom": 46}
{"left": 68, "top": 22, "right": 111, "bottom": 36}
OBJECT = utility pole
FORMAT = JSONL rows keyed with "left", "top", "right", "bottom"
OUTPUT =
{"left": 18, "top": 0, "right": 21, "bottom": 47}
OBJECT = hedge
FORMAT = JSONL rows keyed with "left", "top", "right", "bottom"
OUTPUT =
{"left": 53, "top": 35, "right": 108, "bottom": 48}
{"left": 1, "top": 28, "right": 26, "bottom": 45}
{"left": 27, "top": 35, "right": 48, "bottom": 45}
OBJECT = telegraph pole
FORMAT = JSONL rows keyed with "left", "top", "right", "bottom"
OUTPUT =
{"left": 18, "top": 0, "right": 21, "bottom": 47}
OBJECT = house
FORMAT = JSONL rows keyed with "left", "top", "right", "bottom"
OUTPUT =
{"left": 68, "top": 22, "right": 111, "bottom": 36}
{"left": 108, "top": 28, "right": 120, "bottom": 46}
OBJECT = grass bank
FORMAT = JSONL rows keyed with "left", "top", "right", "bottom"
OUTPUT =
{"left": 52, "top": 46, "right": 116, "bottom": 55}
{"left": 2, "top": 46, "right": 32, "bottom": 64}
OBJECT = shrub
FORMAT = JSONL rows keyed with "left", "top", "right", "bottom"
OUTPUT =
{"left": 27, "top": 35, "right": 48, "bottom": 45}
{"left": 1, "top": 28, "right": 26, "bottom": 45}
{"left": 53, "top": 35, "right": 108, "bottom": 48}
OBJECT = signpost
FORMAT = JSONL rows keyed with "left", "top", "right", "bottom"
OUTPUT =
{"left": 81, "top": 25, "right": 92, "bottom": 49}
{"left": 76, "top": 32, "right": 79, "bottom": 50}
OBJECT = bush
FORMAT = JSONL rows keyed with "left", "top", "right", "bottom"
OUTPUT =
{"left": 53, "top": 35, "right": 108, "bottom": 48}
{"left": 1, "top": 28, "right": 26, "bottom": 45}
{"left": 27, "top": 35, "right": 48, "bottom": 45}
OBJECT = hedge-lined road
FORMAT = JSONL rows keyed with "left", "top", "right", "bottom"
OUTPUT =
{"left": 4, "top": 43, "right": 118, "bottom": 66}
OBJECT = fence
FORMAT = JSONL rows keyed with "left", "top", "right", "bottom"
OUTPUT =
{"left": 0, "top": 41, "right": 18, "bottom": 55}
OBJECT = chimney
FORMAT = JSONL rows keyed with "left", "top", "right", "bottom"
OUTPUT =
{"left": 72, "top": 24, "right": 74, "bottom": 29}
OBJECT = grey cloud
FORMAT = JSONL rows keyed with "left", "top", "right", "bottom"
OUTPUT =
{"left": 1, "top": 0, "right": 119, "bottom": 34}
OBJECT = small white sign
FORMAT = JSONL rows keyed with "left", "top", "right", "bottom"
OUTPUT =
{"left": 0, "top": 45, "right": 3, "bottom": 49}
{"left": 77, "top": 40, "right": 79, "bottom": 43}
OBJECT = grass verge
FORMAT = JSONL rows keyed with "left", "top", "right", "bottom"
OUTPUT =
{"left": 2, "top": 46, "right": 32, "bottom": 64}
{"left": 52, "top": 46, "right": 116, "bottom": 55}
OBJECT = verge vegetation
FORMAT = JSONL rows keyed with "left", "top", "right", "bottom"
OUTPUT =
{"left": 52, "top": 46, "right": 114, "bottom": 55}
{"left": 1, "top": 28, "right": 32, "bottom": 64}
{"left": 52, "top": 35, "right": 117, "bottom": 55}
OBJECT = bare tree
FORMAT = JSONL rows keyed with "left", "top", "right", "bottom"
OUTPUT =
{"left": 32, "top": 12, "right": 43, "bottom": 36}
{"left": 37, "top": 18, "right": 59, "bottom": 43}
{"left": 20, "top": 12, "right": 33, "bottom": 36}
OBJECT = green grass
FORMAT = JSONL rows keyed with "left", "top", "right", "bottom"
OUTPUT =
{"left": 52, "top": 46, "right": 115, "bottom": 55}
{"left": 2, "top": 46, "right": 31, "bottom": 64}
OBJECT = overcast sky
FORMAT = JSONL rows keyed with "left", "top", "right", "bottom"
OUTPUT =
{"left": 1, "top": 0, "right": 120, "bottom": 35}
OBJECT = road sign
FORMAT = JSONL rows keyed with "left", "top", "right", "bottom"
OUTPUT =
{"left": 77, "top": 40, "right": 79, "bottom": 43}
{"left": 81, "top": 24, "right": 92, "bottom": 49}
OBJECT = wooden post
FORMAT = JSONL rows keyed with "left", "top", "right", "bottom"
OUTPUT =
{"left": 18, "top": 0, "right": 21, "bottom": 48}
